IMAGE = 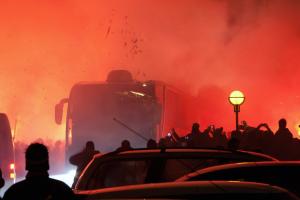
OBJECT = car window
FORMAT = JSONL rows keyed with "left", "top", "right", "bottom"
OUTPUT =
{"left": 86, "top": 160, "right": 149, "bottom": 189}
{"left": 161, "top": 158, "right": 223, "bottom": 181}
{"left": 84, "top": 157, "right": 261, "bottom": 190}
{"left": 84, "top": 157, "right": 232, "bottom": 189}
{"left": 190, "top": 166, "right": 271, "bottom": 181}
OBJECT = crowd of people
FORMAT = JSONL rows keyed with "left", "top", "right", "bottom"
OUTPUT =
{"left": 107, "top": 117, "right": 300, "bottom": 162}
{"left": 156, "top": 118, "right": 299, "bottom": 160}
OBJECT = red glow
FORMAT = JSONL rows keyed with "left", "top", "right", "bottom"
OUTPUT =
{"left": 0, "top": 0, "right": 300, "bottom": 144}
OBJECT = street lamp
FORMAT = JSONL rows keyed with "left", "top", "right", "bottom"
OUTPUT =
{"left": 229, "top": 90, "right": 245, "bottom": 132}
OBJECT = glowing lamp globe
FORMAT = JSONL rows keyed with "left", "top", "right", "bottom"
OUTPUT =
{"left": 229, "top": 90, "right": 245, "bottom": 106}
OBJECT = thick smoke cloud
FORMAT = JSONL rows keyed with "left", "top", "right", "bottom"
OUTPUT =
{"left": 0, "top": 0, "right": 300, "bottom": 143}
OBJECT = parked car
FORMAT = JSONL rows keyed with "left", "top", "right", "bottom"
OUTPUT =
{"left": 0, "top": 113, "right": 16, "bottom": 182}
{"left": 176, "top": 161, "right": 300, "bottom": 197}
{"left": 75, "top": 181, "right": 299, "bottom": 200}
{"left": 74, "top": 148, "right": 277, "bottom": 190}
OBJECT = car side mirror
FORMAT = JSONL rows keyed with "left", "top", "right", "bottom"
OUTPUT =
{"left": 55, "top": 98, "right": 68, "bottom": 124}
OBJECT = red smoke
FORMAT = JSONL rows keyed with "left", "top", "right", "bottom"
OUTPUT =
{"left": 1, "top": 0, "right": 300, "bottom": 143}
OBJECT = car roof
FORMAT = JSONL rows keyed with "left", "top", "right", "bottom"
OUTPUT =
{"left": 75, "top": 180, "right": 296, "bottom": 198}
{"left": 92, "top": 148, "right": 277, "bottom": 161}
{"left": 177, "top": 161, "right": 300, "bottom": 181}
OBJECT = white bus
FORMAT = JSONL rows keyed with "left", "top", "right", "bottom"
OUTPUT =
{"left": 55, "top": 70, "right": 200, "bottom": 161}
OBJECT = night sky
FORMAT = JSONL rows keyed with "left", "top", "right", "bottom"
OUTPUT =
{"left": 1, "top": 0, "right": 300, "bottom": 142}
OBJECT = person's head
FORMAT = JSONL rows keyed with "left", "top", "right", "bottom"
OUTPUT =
{"left": 121, "top": 140, "right": 131, "bottom": 148}
{"left": 158, "top": 138, "right": 166, "bottom": 148}
{"left": 86, "top": 141, "right": 95, "bottom": 151}
{"left": 147, "top": 139, "right": 157, "bottom": 149}
{"left": 191, "top": 123, "right": 200, "bottom": 133}
{"left": 279, "top": 118, "right": 287, "bottom": 129}
{"left": 25, "top": 143, "right": 49, "bottom": 172}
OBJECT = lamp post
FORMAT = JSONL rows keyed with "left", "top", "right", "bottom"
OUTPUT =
{"left": 229, "top": 90, "right": 245, "bottom": 132}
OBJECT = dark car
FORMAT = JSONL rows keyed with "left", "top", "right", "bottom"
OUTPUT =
{"left": 75, "top": 181, "right": 299, "bottom": 200}
{"left": 176, "top": 161, "right": 300, "bottom": 197}
{"left": 74, "top": 148, "right": 277, "bottom": 190}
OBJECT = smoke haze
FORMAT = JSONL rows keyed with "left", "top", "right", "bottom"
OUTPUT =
{"left": 1, "top": 0, "right": 300, "bottom": 142}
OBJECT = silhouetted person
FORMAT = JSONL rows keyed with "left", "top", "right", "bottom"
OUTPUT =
{"left": 201, "top": 125, "right": 214, "bottom": 147}
{"left": 211, "top": 127, "right": 227, "bottom": 148}
{"left": 255, "top": 123, "right": 275, "bottom": 155}
{"left": 169, "top": 128, "right": 181, "bottom": 145}
{"left": 191, "top": 123, "right": 200, "bottom": 134}
{"left": 227, "top": 137, "right": 240, "bottom": 151}
{"left": 158, "top": 138, "right": 167, "bottom": 148}
{"left": 116, "top": 140, "right": 133, "bottom": 151}
{"left": 70, "top": 141, "right": 100, "bottom": 188}
{"left": 3, "top": 143, "right": 74, "bottom": 200}
{"left": 186, "top": 122, "right": 211, "bottom": 147}
{"left": 275, "top": 118, "right": 293, "bottom": 140}
{"left": 186, "top": 122, "right": 201, "bottom": 147}
{"left": 163, "top": 129, "right": 180, "bottom": 147}
{"left": 273, "top": 118, "right": 294, "bottom": 160}
{"left": 256, "top": 123, "right": 273, "bottom": 134}
{"left": 147, "top": 139, "right": 157, "bottom": 149}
